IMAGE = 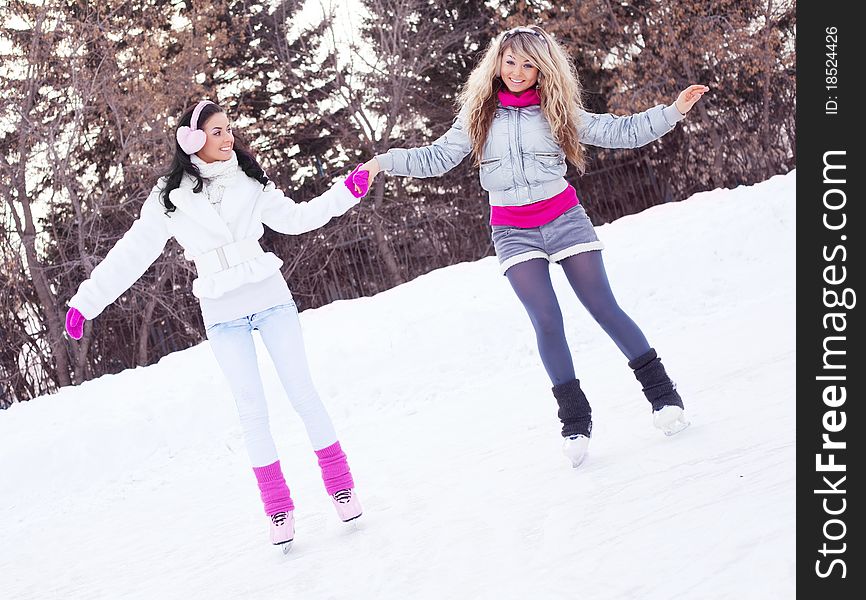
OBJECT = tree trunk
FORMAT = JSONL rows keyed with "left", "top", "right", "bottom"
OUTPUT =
{"left": 137, "top": 265, "right": 170, "bottom": 366}
{"left": 15, "top": 202, "right": 72, "bottom": 389}
{"left": 370, "top": 177, "right": 404, "bottom": 287}
{"left": 10, "top": 127, "right": 71, "bottom": 390}
{"left": 761, "top": 0, "right": 775, "bottom": 180}
{"left": 683, "top": 63, "right": 724, "bottom": 189}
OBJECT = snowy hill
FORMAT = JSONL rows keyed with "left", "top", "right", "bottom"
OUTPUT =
{"left": 0, "top": 172, "right": 795, "bottom": 600}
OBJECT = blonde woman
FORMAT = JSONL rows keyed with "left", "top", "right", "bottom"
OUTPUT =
{"left": 360, "top": 26, "right": 708, "bottom": 467}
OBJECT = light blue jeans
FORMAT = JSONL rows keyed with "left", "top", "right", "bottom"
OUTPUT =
{"left": 205, "top": 302, "right": 338, "bottom": 467}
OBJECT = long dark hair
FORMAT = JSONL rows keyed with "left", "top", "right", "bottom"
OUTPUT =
{"left": 159, "top": 102, "right": 270, "bottom": 213}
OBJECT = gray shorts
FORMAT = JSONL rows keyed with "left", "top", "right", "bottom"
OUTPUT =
{"left": 491, "top": 204, "right": 604, "bottom": 275}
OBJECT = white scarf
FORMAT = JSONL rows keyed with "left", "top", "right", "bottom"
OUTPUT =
{"left": 190, "top": 151, "right": 240, "bottom": 186}
{"left": 190, "top": 151, "right": 239, "bottom": 213}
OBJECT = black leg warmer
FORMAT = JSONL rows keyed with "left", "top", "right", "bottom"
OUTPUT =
{"left": 628, "top": 348, "right": 684, "bottom": 412}
{"left": 552, "top": 379, "right": 593, "bottom": 438}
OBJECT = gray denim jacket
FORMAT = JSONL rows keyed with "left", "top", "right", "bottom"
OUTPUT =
{"left": 376, "top": 102, "right": 685, "bottom": 207}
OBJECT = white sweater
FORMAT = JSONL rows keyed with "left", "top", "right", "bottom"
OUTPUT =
{"left": 70, "top": 160, "right": 360, "bottom": 327}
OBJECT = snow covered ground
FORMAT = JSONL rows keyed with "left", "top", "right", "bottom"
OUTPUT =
{"left": 0, "top": 172, "right": 795, "bottom": 599}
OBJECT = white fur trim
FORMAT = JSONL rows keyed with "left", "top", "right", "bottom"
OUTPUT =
{"left": 549, "top": 241, "right": 605, "bottom": 263}
{"left": 499, "top": 250, "right": 549, "bottom": 275}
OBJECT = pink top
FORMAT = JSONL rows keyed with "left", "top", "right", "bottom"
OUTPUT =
{"left": 489, "top": 88, "right": 579, "bottom": 228}
{"left": 489, "top": 184, "right": 579, "bottom": 227}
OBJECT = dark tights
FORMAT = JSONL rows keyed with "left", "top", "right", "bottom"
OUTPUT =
{"left": 505, "top": 251, "right": 650, "bottom": 386}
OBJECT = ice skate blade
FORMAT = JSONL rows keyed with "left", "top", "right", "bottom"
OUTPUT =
{"left": 653, "top": 406, "right": 690, "bottom": 436}
{"left": 344, "top": 519, "right": 365, "bottom": 534}
{"left": 661, "top": 418, "right": 690, "bottom": 436}
{"left": 275, "top": 540, "right": 294, "bottom": 555}
{"left": 569, "top": 453, "right": 588, "bottom": 469}
{"left": 562, "top": 435, "right": 590, "bottom": 469}
{"left": 341, "top": 512, "right": 363, "bottom": 523}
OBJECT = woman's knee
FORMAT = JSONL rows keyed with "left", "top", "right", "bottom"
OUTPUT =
{"left": 531, "top": 308, "right": 566, "bottom": 337}
{"left": 289, "top": 388, "right": 325, "bottom": 417}
{"left": 238, "top": 408, "right": 270, "bottom": 434}
{"left": 586, "top": 301, "right": 630, "bottom": 330}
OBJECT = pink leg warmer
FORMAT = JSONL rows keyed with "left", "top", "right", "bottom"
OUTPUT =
{"left": 252, "top": 460, "right": 294, "bottom": 515}
{"left": 315, "top": 441, "right": 355, "bottom": 495}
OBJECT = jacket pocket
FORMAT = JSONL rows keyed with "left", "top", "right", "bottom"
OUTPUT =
{"left": 531, "top": 151, "right": 565, "bottom": 179}
{"left": 480, "top": 157, "right": 503, "bottom": 173}
{"left": 534, "top": 152, "right": 565, "bottom": 165}
{"left": 491, "top": 225, "right": 515, "bottom": 243}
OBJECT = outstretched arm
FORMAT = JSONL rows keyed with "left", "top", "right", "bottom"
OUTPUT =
{"left": 361, "top": 108, "right": 473, "bottom": 183}
{"left": 673, "top": 84, "right": 710, "bottom": 116}
{"left": 259, "top": 173, "right": 362, "bottom": 236}
{"left": 579, "top": 84, "right": 709, "bottom": 149}
{"left": 68, "top": 184, "right": 171, "bottom": 323}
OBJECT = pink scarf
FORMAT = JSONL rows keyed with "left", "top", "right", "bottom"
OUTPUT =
{"left": 489, "top": 86, "right": 580, "bottom": 229}
{"left": 497, "top": 87, "right": 541, "bottom": 108}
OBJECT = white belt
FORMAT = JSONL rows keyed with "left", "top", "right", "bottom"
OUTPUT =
{"left": 193, "top": 239, "right": 264, "bottom": 276}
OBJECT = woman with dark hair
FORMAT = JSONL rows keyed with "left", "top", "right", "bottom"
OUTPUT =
{"left": 65, "top": 100, "right": 370, "bottom": 552}
{"left": 158, "top": 102, "right": 272, "bottom": 213}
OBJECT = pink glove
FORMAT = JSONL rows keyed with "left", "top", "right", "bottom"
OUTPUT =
{"left": 65, "top": 307, "right": 86, "bottom": 340}
{"left": 344, "top": 163, "right": 370, "bottom": 198}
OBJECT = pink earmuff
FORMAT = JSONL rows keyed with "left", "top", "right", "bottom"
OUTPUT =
{"left": 176, "top": 100, "right": 214, "bottom": 155}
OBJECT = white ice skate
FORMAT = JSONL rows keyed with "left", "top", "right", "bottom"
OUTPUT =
{"left": 562, "top": 434, "right": 590, "bottom": 468}
{"left": 331, "top": 488, "right": 363, "bottom": 522}
{"left": 269, "top": 510, "right": 295, "bottom": 554}
{"left": 653, "top": 405, "right": 690, "bottom": 436}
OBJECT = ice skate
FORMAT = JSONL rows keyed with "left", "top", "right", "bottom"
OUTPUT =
{"left": 653, "top": 405, "right": 690, "bottom": 436}
{"left": 552, "top": 379, "right": 593, "bottom": 469}
{"left": 562, "top": 434, "right": 590, "bottom": 468}
{"left": 629, "top": 349, "right": 688, "bottom": 436}
{"left": 331, "top": 489, "right": 363, "bottom": 522}
{"left": 269, "top": 510, "right": 295, "bottom": 553}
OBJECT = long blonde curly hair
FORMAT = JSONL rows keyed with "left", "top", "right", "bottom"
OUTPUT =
{"left": 457, "top": 25, "right": 587, "bottom": 173}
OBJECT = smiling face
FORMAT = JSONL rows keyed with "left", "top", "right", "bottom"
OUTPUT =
{"left": 195, "top": 111, "right": 234, "bottom": 163}
{"left": 499, "top": 48, "right": 539, "bottom": 94}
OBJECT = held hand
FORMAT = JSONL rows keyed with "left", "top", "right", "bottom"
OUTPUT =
{"left": 344, "top": 164, "right": 371, "bottom": 198}
{"left": 674, "top": 84, "right": 710, "bottom": 115}
{"left": 360, "top": 157, "right": 381, "bottom": 181}
{"left": 65, "top": 307, "right": 86, "bottom": 340}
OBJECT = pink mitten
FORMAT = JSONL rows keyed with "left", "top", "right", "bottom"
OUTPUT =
{"left": 65, "top": 307, "right": 86, "bottom": 340}
{"left": 344, "top": 164, "right": 370, "bottom": 198}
